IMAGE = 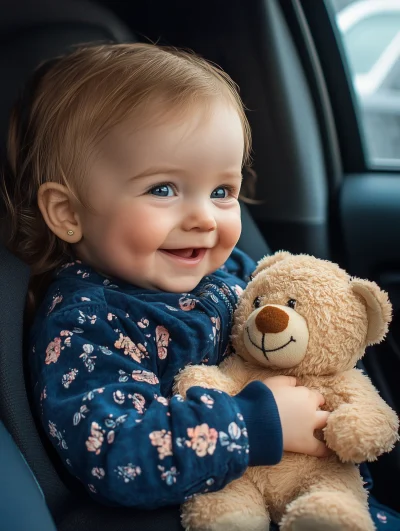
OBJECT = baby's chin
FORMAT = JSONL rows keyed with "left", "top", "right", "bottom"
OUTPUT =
{"left": 150, "top": 267, "right": 222, "bottom": 293}
{"left": 150, "top": 276, "right": 205, "bottom": 294}
{"left": 125, "top": 257, "right": 229, "bottom": 293}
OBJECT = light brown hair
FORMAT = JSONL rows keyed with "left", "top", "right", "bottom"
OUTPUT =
{"left": 2, "top": 42, "right": 253, "bottom": 301}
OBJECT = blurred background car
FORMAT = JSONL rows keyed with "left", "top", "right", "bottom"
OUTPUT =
{"left": 332, "top": 0, "right": 400, "bottom": 163}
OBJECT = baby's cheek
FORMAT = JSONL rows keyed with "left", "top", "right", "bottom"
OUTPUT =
{"left": 220, "top": 212, "right": 241, "bottom": 248}
{"left": 113, "top": 210, "right": 163, "bottom": 250}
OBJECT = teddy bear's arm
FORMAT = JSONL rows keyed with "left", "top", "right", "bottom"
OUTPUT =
{"left": 173, "top": 355, "right": 254, "bottom": 399}
{"left": 323, "top": 368, "right": 399, "bottom": 463}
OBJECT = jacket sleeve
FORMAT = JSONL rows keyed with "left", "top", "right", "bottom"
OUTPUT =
{"left": 32, "top": 302, "right": 280, "bottom": 509}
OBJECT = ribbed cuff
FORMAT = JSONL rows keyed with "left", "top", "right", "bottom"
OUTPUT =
{"left": 233, "top": 381, "right": 283, "bottom": 466}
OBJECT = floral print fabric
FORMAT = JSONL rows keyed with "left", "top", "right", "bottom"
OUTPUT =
{"left": 30, "top": 248, "right": 255, "bottom": 508}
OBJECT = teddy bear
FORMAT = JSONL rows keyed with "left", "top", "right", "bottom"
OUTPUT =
{"left": 174, "top": 252, "right": 399, "bottom": 531}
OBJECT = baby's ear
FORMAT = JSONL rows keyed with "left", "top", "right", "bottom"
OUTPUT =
{"left": 250, "top": 251, "right": 291, "bottom": 279}
{"left": 351, "top": 279, "right": 392, "bottom": 345}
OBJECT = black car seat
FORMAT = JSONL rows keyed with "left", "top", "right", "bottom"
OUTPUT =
{"left": 0, "top": 1, "right": 270, "bottom": 530}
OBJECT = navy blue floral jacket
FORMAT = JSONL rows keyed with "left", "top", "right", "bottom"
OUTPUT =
{"left": 29, "top": 248, "right": 282, "bottom": 509}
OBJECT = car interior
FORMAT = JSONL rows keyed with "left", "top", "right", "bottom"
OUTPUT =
{"left": 0, "top": 0, "right": 399, "bottom": 530}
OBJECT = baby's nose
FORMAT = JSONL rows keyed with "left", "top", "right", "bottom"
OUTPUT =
{"left": 255, "top": 306, "right": 289, "bottom": 334}
{"left": 182, "top": 204, "right": 217, "bottom": 232}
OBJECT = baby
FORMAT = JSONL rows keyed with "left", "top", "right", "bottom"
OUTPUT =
{"left": 2, "top": 43, "right": 328, "bottom": 510}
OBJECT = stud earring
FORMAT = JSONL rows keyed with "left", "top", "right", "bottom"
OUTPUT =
{"left": 67, "top": 230, "right": 74, "bottom": 236}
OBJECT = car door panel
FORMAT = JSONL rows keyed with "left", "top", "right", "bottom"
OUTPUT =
{"left": 340, "top": 173, "right": 400, "bottom": 283}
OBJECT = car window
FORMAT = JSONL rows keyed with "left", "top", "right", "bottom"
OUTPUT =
{"left": 328, "top": 0, "right": 400, "bottom": 167}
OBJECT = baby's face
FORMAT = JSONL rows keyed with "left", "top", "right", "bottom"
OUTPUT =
{"left": 74, "top": 100, "right": 244, "bottom": 292}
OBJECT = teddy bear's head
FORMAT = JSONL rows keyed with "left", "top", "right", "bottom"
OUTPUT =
{"left": 231, "top": 252, "right": 392, "bottom": 376}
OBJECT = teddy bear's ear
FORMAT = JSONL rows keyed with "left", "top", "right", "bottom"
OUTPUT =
{"left": 250, "top": 251, "right": 292, "bottom": 279}
{"left": 351, "top": 279, "right": 392, "bottom": 345}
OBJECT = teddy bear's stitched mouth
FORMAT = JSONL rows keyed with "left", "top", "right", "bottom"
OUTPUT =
{"left": 245, "top": 326, "right": 296, "bottom": 360}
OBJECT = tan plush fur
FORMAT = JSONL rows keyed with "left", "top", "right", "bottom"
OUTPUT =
{"left": 174, "top": 252, "right": 399, "bottom": 531}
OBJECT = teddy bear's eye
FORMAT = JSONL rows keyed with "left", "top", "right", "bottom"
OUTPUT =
{"left": 253, "top": 296, "right": 262, "bottom": 308}
{"left": 287, "top": 299, "right": 297, "bottom": 309}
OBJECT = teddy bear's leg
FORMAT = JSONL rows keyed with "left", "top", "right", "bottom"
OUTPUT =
{"left": 279, "top": 463, "right": 374, "bottom": 531}
{"left": 279, "top": 490, "right": 374, "bottom": 531}
{"left": 181, "top": 473, "right": 270, "bottom": 531}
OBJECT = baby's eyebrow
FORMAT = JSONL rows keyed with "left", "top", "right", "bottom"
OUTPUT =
{"left": 129, "top": 167, "right": 243, "bottom": 182}
{"left": 218, "top": 171, "right": 243, "bottom": 181}
{"left": 130, "top": 166, "right": 186, "bottom": 181}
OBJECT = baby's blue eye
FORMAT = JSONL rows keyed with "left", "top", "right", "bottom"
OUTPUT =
{"left": 211, "top": 187, "right": 228, "bottom": 199}
{"left": 149, "top": 184, "right": 174, "bottom": 197}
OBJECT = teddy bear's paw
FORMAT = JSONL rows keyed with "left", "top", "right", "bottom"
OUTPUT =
{"left": 280, "top": 491, "right": 375, "bottom": 531}
{"left": 324, "top": 404, "right": 399, "bottom": 463}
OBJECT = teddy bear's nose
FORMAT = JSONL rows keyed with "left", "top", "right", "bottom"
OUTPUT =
{"left": 255, "top": 306, "right": 289, "bottom": 334}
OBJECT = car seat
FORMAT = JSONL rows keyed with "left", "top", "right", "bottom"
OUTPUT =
{"left": 0, "top": 1, "right": 270, "bottom": 530}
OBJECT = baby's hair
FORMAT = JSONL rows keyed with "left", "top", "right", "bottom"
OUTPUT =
{"left": 1, "top": 42, "right": 253, "bottom": 303}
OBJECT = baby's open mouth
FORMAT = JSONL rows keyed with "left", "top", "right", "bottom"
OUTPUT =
{"left": 160, "top": 248, "right": 204, "bottom": 259}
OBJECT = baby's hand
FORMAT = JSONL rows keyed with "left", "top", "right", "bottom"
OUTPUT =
{"left": 264, "top": 375, "right": 331, "bottom": 458}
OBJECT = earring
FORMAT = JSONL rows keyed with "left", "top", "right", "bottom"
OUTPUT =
{"left": 67, "top": 230, "right": 74, "bottom": 236}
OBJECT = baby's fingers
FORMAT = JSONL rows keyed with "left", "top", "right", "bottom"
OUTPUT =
{"left": 312, "top": 390, "right": 325, "bottom": 408}
{"left": 314, "top": 410, "right": 330, "bottom": 430}
{"left": 308, "top": 438, "right": 332, "bottom": 458}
